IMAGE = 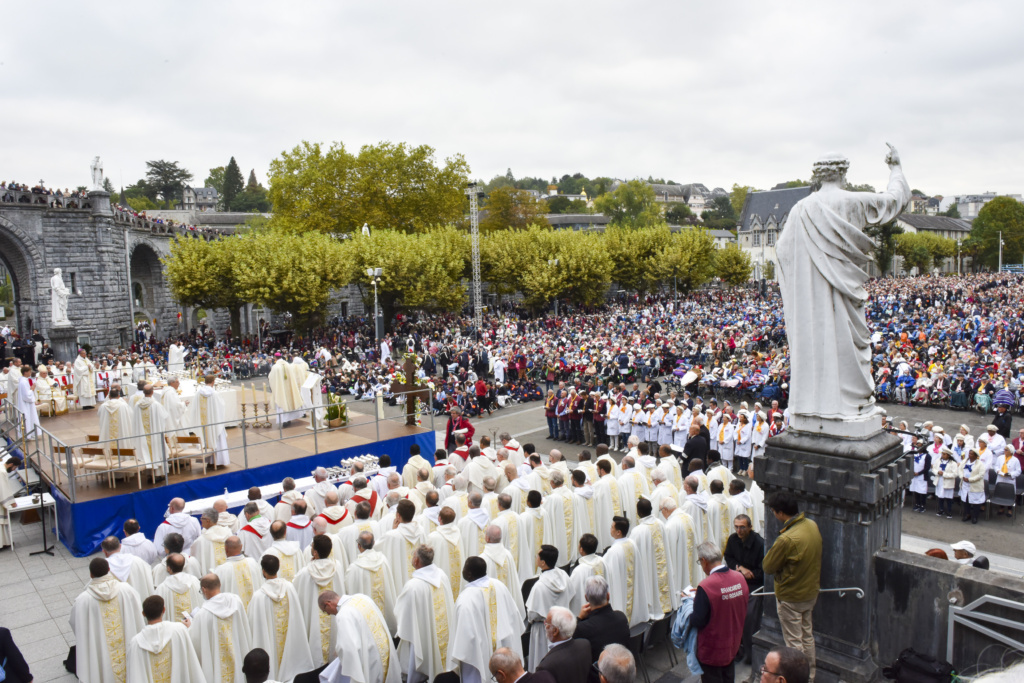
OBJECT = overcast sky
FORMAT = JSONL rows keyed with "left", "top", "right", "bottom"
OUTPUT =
{"left": 3, "top": 1, "right": 1021, "bottom": 198}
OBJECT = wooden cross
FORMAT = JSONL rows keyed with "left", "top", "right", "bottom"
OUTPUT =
{"left": 390, "top": 355, "right": 432, "bottom": 426}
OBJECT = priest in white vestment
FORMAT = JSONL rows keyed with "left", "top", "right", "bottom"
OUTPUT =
{"left": 660, "top": 498, "right": 698, "bottom": 607}
{"left": 452, "top": 557, "right": 526, "bottom": 683}
{"left": 274, "top": 480, "right": 303, "bottom": 523}
{"left": 159, "top": 379, "right": 188, "bottom": 437}
{"left": 214, "top": 537, "right": 264, "bottom": 611}
{"left": 517, "top": 492, "right": 545, "bottom": 585}
{"left": 345, "top": 529, "right": 400, "bottom": 633}
{"left": 457, "top": 492, "right": 491, "bottom": 560}
{"left": 318, "top": 590, "right": 402, "bottom": 683}
{"left": 338, "top": 504, "right": 377, "bottom": 565}
{"left": 593, "top": 461, "right": 623, "bottom": 551}
{"left": 395, "top": 545, "right": 457, "bottom": 683}
{"left": 502, "top": 464, "right": 529, "bottom": 513}
{"left": 541, "top": 471, "right": 577, "bottom": 566}
{"left": 186, "top": 573, "right": 252, "bottom": 683}
{"left": 648, "top": 468, "right": 680, "bottom": 518}
{"left": 706, "top": 480, "right": 730, "bottom": 552}
{"left": 126, "top": 596, "right": 206, "bottom": 683}
{"left": 247, "top": 554, "right": 314, "bottom": 682}
{"left": 193, "top": 509, "right": 234, "bottom": 575}
{"left": 98, "top": 387, "right": 138, "bottom": 457}
{"left": 167, "top": 342, "right": 187, "bottom": 374}
{"left": 523, "top": 546, "right": 575, "bottom": 671}
{"left": 727, "top": 479, "right": 759, "bottom": 534}
{"left": 262, "top": 520, "right": 307, "bottom": 582}
{"left": 103, "top": 535, "right": 155, "bottom": 598}
{"left": 285, "top": 500, "right": 315, "bottom": 549}
{"left": 183, "top": 375, "right": 230, "bottom": 467}
{"left": 617, "top": 457, "right": 650, "bottom": 529}
{"left": 568, "top": 534, "right": 606, "bottom": 614}
{"left": 152, "top": 535, "right": 203, "bottom": 587}
{"left": 121, "top": 519, "right": 161, "bottom": 565}
{"left": 681, "top": 476, "right": 714, "bottom": 548}
{"left": 291, "top": 355, "right": 312, "bottom": 408}
{"left": 239, "top": 502, "right": 273, "bottom": 560}
{"left": 480, "top": 526, "right": 527, "bottom": 619}
{"left": 293, "top": 535, "right": 347, "bottom": 668}
{"left": 154, "top": 554, "right": 203, "bottom": 624}
{"left": 304, "top": 468, "right": 338, "bottom": 517}
{"left": 134, "top": 386, "right": 171, "bottom": 474}
{"left": 402, "top": 446, "right": 433, "bottom": 489}
{"left": 407, "top": 467, "right": 437, "bottom": 515}
{"left": 603, "top": 517, "right": 651, "bottom": 628}
{"left": 35, "top": 368, "right": 68, "bottom": 414}
{"left": 463, "top": 447, "right": 501, "bottom": 495}
{"left": 630, "top": 499, "right": 674, "bottom": 620}
{"left": 380, "top": 499, "right": 429, "bottom": 590}
{"left": 492, "top": 494, "right": 523, "bottom": 573}
{"left": 73, "top": 350, "right": 98, "bottom": 408}
{"left": 268, "top": 356, "right": 304, "bottom": 424}
{"left": 70, "top": 559, "right": 145, "bottom": 683}
{"left": 570, "top": 470, "right": 597, "bottom": 547}
{"left": 14, "top": 367, "right": 40, "bottom": 439}
{"left": 425, "top": 507, "right": 464, "bottom": 601}
{"left": 317, "top": 490, "right": 352, "bottom": 534}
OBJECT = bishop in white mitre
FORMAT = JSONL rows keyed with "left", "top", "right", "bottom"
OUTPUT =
{"left": 425, "top": 507, "right": 464, "bottom": 601}
{"left": 452, "top": 557, "right": 525, "bottom": 683}
{"left": 70, "top": 558, "right": 144, "bottom": 683}
{"left": 660, "top": 498, "right": 698, "bottom": 608}
{"left": 154, "top": 554, "right": 203, "bottom": 624}
{"left": 380, "top": 500, "right": 429, "bottom": 590}
{"left": 318, "top": 591, "right": 402, "bottom": 683}
{"left": 247, "top": 554, "right": 314, "bottom": 682}
{"left": 541, "top": 471, "right": 577, "bottom": 566}
{"left": 184, "top": 375, "right": 229, "bottom": 467}
{"left": 604, "top": 517, "right": 651, "bottom": 628}
{"left": 187, "top": 573, "right": 251, "bottom": 683}
{"left": 268, "top": 355, "right": 304, "bottom": 424}
{"left": 345, "top": 529, "right": 400, "bottom": 634}
{"left": 126, "top": 597, "right": 205, "bottom": 683}
{"left": 593, "top": 460, "right": 623, "bottom": 551}
{"left": 73, "top": 349, "right": 98, "bottom": 408}
{"left": 480, "top": 526, "right": 527, "bottom": 619}
{"left": 395, "top": 546, "right": 457, "bottom": 683}
{"left": 630, "top": 498, "right": 674, "bottom": 621}
{"left": 214, "top": 537, "right": 264, "bottom": 611}
{"left": 569, "top": 534, "right": 606, "bottom": 614}
{"left": 524, "top": 547, "right": 575, "bottom": 671}
{"left": 293, "top": 535, "right": 347, "bottom": 669}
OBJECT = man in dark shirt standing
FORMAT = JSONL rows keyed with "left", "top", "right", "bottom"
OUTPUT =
{"left": 683, "top": 423, "right": 709, "bottom": 470}
{"left": 691, "top": 541, "right": 749, "bottom": 683}
{"left": 724, "top": 513, "right": 765, "bottom": 665}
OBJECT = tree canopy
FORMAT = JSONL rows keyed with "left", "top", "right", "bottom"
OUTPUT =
{"left": 480, "top": 187, "right": 549, "bottom": 231}
{"left": 145, "top": 160, "right": 193, "bottom": 204}
{"left": 715, "top": 242, "right": 753, "bottom": 287}
{"left": 592, "top": 180, "right": 664, "bottom": 229}
{"left": 971, "top": 197, "right": 1024, "bottom": 268}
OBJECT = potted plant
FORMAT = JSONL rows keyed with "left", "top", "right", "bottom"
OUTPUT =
{"left": 325, "top": 393, "right": 343, "bottom": 428}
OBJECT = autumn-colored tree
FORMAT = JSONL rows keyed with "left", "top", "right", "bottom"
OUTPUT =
{"left": 479, "top": 187, "right": 549, "bottom": 232}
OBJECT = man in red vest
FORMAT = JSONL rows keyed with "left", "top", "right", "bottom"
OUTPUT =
{"left": 691, "top": 540, "right": 749, "bottom": 683}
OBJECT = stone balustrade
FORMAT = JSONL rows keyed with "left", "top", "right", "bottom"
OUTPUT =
{"left": 0, "top": 187, "right": 92, "bottom": 209}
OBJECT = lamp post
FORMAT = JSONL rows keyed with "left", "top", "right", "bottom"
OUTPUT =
{"left": 956, "top": 239, "right": 961, "bottom": 276}
{"left": 547, "top": 259, "right": 559, "bottom": 316}
{"left": 366, "top": 267, "right": 382, "bottom": 343}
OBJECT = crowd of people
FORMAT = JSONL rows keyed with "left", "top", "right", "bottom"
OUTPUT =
{"left": 0, "top": 179, "right": 91, "bottom": 206}
{"left": 37, "top": 435, "right": 821, "bottom": 683}
{"left": 113, "top": 203, "right": 231, "bottom": 237}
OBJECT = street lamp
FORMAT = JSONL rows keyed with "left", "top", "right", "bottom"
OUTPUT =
{"left": 547, "top": 259, "right": 560, "bottom": 316}
{"left": 366, "top": 267, "right": 382, "bottom": 343}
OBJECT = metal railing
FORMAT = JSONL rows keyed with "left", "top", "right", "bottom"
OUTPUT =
{"left": 0, "top": 386, "right": 434, "bottom": 507}
{"left": 947, "top": 594, "right": 1024, "bottom": 668}
{"left": 750, "top": 586, "right": 866, "bottom": 599}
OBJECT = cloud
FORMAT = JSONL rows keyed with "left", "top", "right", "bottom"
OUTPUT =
{"left": 2, "top": 0, "right": 1021, "bottom": 197}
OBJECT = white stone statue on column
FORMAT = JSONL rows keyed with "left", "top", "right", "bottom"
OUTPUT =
{"left": 90, "top": 156, "right": 104, "bottom": 191}
{"left": 51, "top": 267, "right": 71, "bottom": 326}
{"left": 775, "top": 143, "right": 910, "bottom": 438}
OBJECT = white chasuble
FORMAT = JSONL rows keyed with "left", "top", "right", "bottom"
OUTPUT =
{"left": 188, "top": 592, "right": 251, "bottom": 683}
{"left": 452, "top": 577, "right": 525, "bottom": 682}
{"left": 70, "top": 576, "right": 144, "bottom": 683}
{"left": 321, "top": 595, "right": 401, "bottom": 683}
{"left": 126, "top": 621, "right": 205, "bottom": 683}
{"left": 604, "top": 537, "right": 651, "bottom": 628}
{"left": 293, "top": 559, "right": 346, "bottom": 668}
{"left": 247, "top": 577, "right": 314, "bottom": 682}
{"left": 395, "top": 564, "right": 456, "bottom": 682}
{"left": 523, "top": 568, "right": 574, "bottom": 671}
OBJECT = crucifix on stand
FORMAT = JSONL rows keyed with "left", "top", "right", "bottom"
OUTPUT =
{"left": 390, "top": 355, "right": 431, "bottom": 427}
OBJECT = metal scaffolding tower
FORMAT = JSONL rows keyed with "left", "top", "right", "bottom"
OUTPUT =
{"left": 465, "top": 183, "right": 484, "bottom": 333}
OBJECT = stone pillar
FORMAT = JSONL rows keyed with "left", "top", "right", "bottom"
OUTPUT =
{"left": 49, "top": 324, "right": 79, "bottom": 363}
{"left": 752, "top": 429, "right": 912, "bottom": 683}
{"left": 88, "top": 190, "right": 112, "bottom": 216}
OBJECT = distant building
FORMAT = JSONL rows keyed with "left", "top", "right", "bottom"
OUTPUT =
{"left": 544, "top": 213, "right": 611, "bottom": 231}
{"left": 670, "top": 224, "right": 734, "bottom": 248}
{"left": 736, "top": 185, "right": 813, "bottom": 279}
{"left": 952, "top": 192, "right": 1023, "bottom": 220}
{"left": 180, "top": 186, "right": 219, "bottom": 212}
{"left": 894, "top": 213, "right": 972, "bottom": 274}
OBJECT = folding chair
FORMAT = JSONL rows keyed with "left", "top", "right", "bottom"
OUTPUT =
{"left": 170, "top": 435, "right": 209, "bottom": 476}
{"left": 991, "top": 481, "right": 1017, "bottom": 522}
{"left": 79, "top": 446, "right": 118, "bottom": 487}
{"left": 629, "top": 621, "right": 653, "bottom": 683}
{"left": 646, "top": 611, "right": 679, "bottom": 667}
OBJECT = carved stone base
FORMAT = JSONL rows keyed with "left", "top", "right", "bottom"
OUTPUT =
{"left": 752, "top": 429, "right": 912, "bottom": 683}
{"left": 49, "top": 325, "right": 79, "bottom": 364}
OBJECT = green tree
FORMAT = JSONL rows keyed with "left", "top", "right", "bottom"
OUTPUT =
{"left": 480, "top": 227, "right": 539, "bottom": 303}
{"left": 715, "top": 242, "right": 753, "bottom": 287}
{"left": 730, "top": 184, "right": 758, "bottom": 217}
{"left": 603, "top": 225, "right": 671, "bottom": 294}
{"left": 231, "top": 169, "right": 271, "bottom": 213}
{"left": 656, "top": 228, "right": 717, "bottom": 294}
{"left": 222, "top": 157, "right": 245, "bottom": 211}
{"left": 163, "top": 235, "right": 249, "bottom": 334}
{"left": 664, "top": 202, "right": 694, "bottom": 224}
{"left": 894, "top": 233, "right": 934, "bottom": 274}
{"left": 269, "top": 140, "right": 470, "bottom": 235}
{"left": 102, "top": 177, "right": 115, "bottom": 194}
{"left": 548, "top": 195, "right": 591, "bottom": 214}
{"left": 592, "top": 180, "right": 664, "bottom": 229}
{"left": 779, "top": 179, "right": 811, "bottom": 188}
{"left": 480, "top": 187, "right": 549, "bottom": 231}
{"left": 764, "top": 260, "right": 776, "bottom": 281}
{"left": 971, "top": 197, "right": 1024, "bottom": 269}
{"left": 864, "top": 219, "right": 903, "bottom": 275}
{"left": 204, "top": 167, "right": 226, "bottom": 196}
{"left": 145, "top": 160, "right": 193, "bottom": 204}
{"left": 517, "top": 229, "right": 611, "bottom": 309}
{"left": 845, "top": 182, "right": 876, "bottom": 193}
{"left": 942, "top": 203, "right": 961, "bottom": 218}
{"left": 126, "top": 196, "right": 157, "bottom": 212}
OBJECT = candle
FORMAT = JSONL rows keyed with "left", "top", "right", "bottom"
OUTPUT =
{"left": 251, "top": 382, "right": 257, "bottom": 405}
{"left": 263, "top": 382, "right": 267, "bottom": 401}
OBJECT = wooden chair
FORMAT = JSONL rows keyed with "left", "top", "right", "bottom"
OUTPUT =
{"left": 79, "top": 446, "right": 145, "bottom": 489}
{"left": 52, "top": 445, "right": 94, "bottom": 487}
{"left": 79, "top": 446, "right": 117, "bottom": 487}
{"left": 168, "top": 435, "right": 209, "bottom": 476}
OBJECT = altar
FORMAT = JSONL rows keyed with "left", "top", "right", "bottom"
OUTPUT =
{"left": 175, "top": 379, "right": 241, "bottom": 425}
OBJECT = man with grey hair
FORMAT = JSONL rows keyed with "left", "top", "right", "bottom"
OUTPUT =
{"left": 597, "top": 643, "right": 636, "bottom": 683}
{"left": 537, "top": 605, "right": 591, "bottom": 682}
{"left": 457, "top": 490, "right": 490, "bottom": 559}
{"left": 336, "top": 460, "right": 364, "bottom": 504}
{"left": 574, "top": 575, "right": 630, "bottom": 664}
{"left": 689, "top": 541, "right": 749, "bottom": 682}
{"left": 481, "top": 475, "right": 500, "bottom": 518}
{"left": 191, "top": 508, "right": 231, "bottom": 574}
{"left": 408, "top": 465, "right": 436, "bottom": 514}
{"left": 394, "top": 543, "right": 456, "bottom": 682}
{"left": 345, "top": 529, "right": 399, "bottom": 633}
{"left": 274, "top": 477, "right": 302, "bottom": 523}
{"left": 548, "top": 449, "right": 571, "bottom": 480}
{"left": 346, "top": 473, "right": 382, "bottom": 520}
{"left": 377, "top": 490, "right": 404, "bottom": 534}
{"left": 488, "top": 648, "right": 541, "bottom": 683}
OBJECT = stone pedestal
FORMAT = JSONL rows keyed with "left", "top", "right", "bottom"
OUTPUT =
{"left": 752, "top": 428, "right": 912, "bottom": 683}
{"left": 49, "top": 324, "right": 79, "bottom": 363}
{"left": 87, "top": 190, "right": 112, "bottom": 216}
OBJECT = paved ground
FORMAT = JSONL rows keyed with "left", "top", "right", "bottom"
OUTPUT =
{"left": 2, "top": 393, "right": 1019, "bottom": 682}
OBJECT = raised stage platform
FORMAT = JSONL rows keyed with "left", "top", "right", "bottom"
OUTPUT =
{"left": 11, "top": 404, "right": 434, "bottom": 557}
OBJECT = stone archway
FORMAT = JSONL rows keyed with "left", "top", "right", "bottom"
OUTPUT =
{"left": 129, "top": 241, "right": 173, "bottom": 340}
{"left": 0, "top": 215, "right": 44, "bottom": 336}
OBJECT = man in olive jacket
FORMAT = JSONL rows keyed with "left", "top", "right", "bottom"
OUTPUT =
{"left": 763, "top": 492, "right": 822, "bottom": 682}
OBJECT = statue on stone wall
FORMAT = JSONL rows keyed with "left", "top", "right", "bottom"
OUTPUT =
{"left": 776, "top": 144, "right": 910, "bottom": 437}
{"left": 90, "top": 156, "right": 104, "bottom": 191}
{"left": 51, "top": 268, "right": 70, "bottom": 326}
